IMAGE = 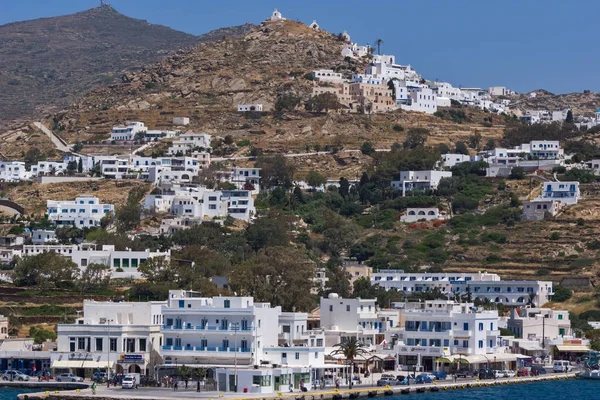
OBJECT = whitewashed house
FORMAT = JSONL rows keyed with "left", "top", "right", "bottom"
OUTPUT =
{"left": 372, "top": 270, "right": 554, "bottom": 307}
{"left": 441, "top": 153, "right": 472, "bottom": 168}
{"left": 53, "top": 299, "right": 165, "bottom": 377}
{"left": 521, "top": 199, "right": 562, "bottom": 220}
{"left": 167, "top": 133, "right": 212, "bottom": 155}
{"left": 110, "top": 121, "right": 147, "bottom": 141}
{"left": 539, "top": 181, "right": 580, "bottom": 205}
{"left": 391, "top": 170, "right": 452, "bottom": 196}
{"left": 267, "top": 9, "right": 286, "bottom": 21}
{"left": 46, "top": 195, "right": 114, "bottom": 228}
{"left": 400, "top": 208, "right": 448, "bottom": 223}
{"left": 311, "top": 70, "right": 343, "bottom": 83}
{"left": 237, "top": 104, "right": 263, "bottom": 112}
{"left": 507, "top": 307, "right": 571, "bottom": 344}
{"left": 31, "top": 229, "right": 57, "bottom": 245}
{"left": 395, "top": 301, "right": 500, "bottom": 371}
{"left": 0, "top": 161, "right": 30, "bottom": 181}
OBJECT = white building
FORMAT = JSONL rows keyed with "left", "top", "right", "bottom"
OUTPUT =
{"left": 173, "top": 117, "right": 190, "bottom": 126}
{"left": 110, "top": 121, "right": 147, "bottom": 141}
{"left": 0, "top": 161, "right": 30, "bottom": 181}
{"left": 391, "top": 170, "right": 452, "bottom": 196}
{"left": 488, "top": 86, "right": 513, "bottom": 96}
{"left": 31, "top": 229, "right": 57, "bottom": 245}
{"left": 399, "top": 87, "right": 438, "bottom": 114}
{"left": 320, "top": 294, "right": 400, "bottom": 348}
{"left": 145, "top": 185, "right": 256, "bottom": 222}
{"left": 441, "top": 153, "right": 472, "bottom": 168}
{"left": 521, "top": 199, "right": 562, "bottom": 221}
{"left": 267, "top": 9, "right": 286, "bottom": 21}
{"left": 529, "top": 140, "right": 562, "bottom": 159}
{"left": 311, "top": 70, "right": 343, "bottom": 83}
{"left": 237, "top": 104, "right": 263, "bottom": 112}
{"left": 539, "top": 181, "right": 580, "bottom": 205}
{"left": 46, "top": 195, "right": 114, "bottom": 228}
{"left": 507, "top": 307, "right": 571, "bottom": 347}
{"left": 372, "top": 270, "right": 553, "bottom": 307}
{"left": 167, "top": 133, "right": 212, "bottom": 155}
{"left": 395, "top": 301, "right": 500, "bottom": 371}
{"left": 400, "top": 208, "right": 448, "bottom": 223}
{"left": 53, "top": 299, "right": 165, "bottom": 377}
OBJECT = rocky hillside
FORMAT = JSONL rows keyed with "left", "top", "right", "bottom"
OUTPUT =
{"left": 0, "top": 5, "right": 255, "bottom": 126}
{"left": 506, "top": 89, "right": 600, "bottom": 115}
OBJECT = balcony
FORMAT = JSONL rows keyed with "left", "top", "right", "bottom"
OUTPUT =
{"left": 161, "top": 346, "right": 254, "bottom": 357}
{"left": 161, "top": 325, "right": 254, "bottom": 332}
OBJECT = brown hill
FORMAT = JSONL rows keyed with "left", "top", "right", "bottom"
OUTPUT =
{"left": 506, "top": 89, "right": 600, "bottom": 115}
{"left": 0, "top": 5, "right": 255, "bottom": 126}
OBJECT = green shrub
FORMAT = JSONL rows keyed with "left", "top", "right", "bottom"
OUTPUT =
{"left": 552, "top": 285, "right": 572, "bottom": 302}
{"left": 481, "top": 232, "right": 507, "bottom": 244}
{"left": 236, "top": 139, "right": 251, "bottom": 147}
{"left": 549, "top": 231, "right": 561, "bottom": 240}
{"left": 535, "top": 269, "right": 549, "bottom": 276}
{"left": 392, "top": 124, "right": 404, "bottom": 132}
{"left": 145, "top": 82, "right": 156, "bottom": 89}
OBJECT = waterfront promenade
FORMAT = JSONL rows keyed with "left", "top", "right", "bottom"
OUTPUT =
{"left": 18, "top": 372, "right": 577, "bottom": 400}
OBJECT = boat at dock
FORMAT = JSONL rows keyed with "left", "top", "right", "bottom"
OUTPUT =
{"left": 576, "top": 369, "right": 600, "bottom": 380}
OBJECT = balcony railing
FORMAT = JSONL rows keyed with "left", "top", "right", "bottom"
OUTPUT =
{"left": 162, "top": 325, "right": 254, "bottom": 332}
{"left": 162, "top": 346, "right": 253, "bottom": 353}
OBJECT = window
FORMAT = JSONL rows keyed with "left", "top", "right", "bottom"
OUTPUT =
{"left": 126, "top": 338, "right": 135, "bottom": 352}
{"left": 78, "top": 337, "right": 87, "bottom": 351}
{"left": 96, "top": 338, "right": 103, "bottom": 352}
{"left": 479, "top": 323, "right": 484, "bottom": 331}
{"left": 463, "top": 323, "right": 469, "bottom": 331}
{"left": 329, "top": 305, "right": 333, "bottom": 312}
{"left": 110, "top": 338, "right": 117, "bottom": 352}
{"left": 224, "top": 299, "right": 230, "bottom": 308}
{"left": 316, "top": 339, "right": 323, "bottom": 347}
{"left": 443, "top": 339, "right": 449, "bottom": 347}
{"left": 252, "top": 376, "right": 271, "bottom": 387}
{"left": 295, "top": 352, "right": 300, "bottom": 360}
{"left": 346, "top": 305, "right": 350, "bottom": 312}
{"left": 209, "top": 205, "right": 216, "bottom": 210}
{"left": 478, "top": 340, "right": 483, "bottom": 349}
{"left": 282, "top": 353, "right": 287, "bottom": 359}
{"left": 558, "top": 314, "right": 563, "bottom": 320}
{"left": 209, "top": 196, "right": 217, "bottom": 201}
{"left": 70, "top": 338, "right": 76, "bottom": 352}
{"left": 315, "top": 352, "right": 319, "bottom": 359}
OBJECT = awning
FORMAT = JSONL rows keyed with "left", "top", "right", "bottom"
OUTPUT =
{"left": 518, "top": 342, "right": 544, "bottom": 351}
{"left": 491, "top": 354, "right": 518, "bottom": 362}
{"left": 556, "top": 345, "right": 590, "bottom": 352}
{"left": 52, "top": 360, "right": 115, "bottom": 369}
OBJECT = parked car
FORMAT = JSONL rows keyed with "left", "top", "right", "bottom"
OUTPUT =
{"left": 415, "top": 373, "right": 434, "bottom": 384}
{"left": 377, "top": 377, "right": 399, "bottom": 387}
{"left": 56, "top": 373, "right": 83, "bottom": 382}
{"left": 433, "top": 371, "right": 447, "bottom": 380}
{"left": 493, "top": 370, "right": 505, "bottom": 379}
{"left": 455, "top": 370, "right": 477, "bottom": 378}
{"left": 1, "top": 370, "right": 30, "bottom": 381}
{"left": 380, "top": 374, "right": 396, "bottom": 380}
{"left": 552, "top": 360, "right": 573, "bottom": 373}
{"left": 516, "top": 368, "right": 529, "bottom": 377}
{"left": 502, "top": 370, "right": 516, "bottom": 378}
{"left": 478, "top": 368, "right": 495, "bottom": 379}
{"left": 530, "top": 366, "right": 547, "bottom": 375}
{"left": 92, "top": 372, "right": 108, "bottom": 382}
{"left": 396, "top": 375, "right": 406, "bottom": 382}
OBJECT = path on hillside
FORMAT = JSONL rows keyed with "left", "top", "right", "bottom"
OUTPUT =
{"left": 33, "top": 121, "right": 72, "bottom": 153}
{"left": 212, "top": 148, "right": 390, "bottom": 162}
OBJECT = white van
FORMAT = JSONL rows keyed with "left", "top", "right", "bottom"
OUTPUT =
{"left": 122, "top": 373, "right": 140, "bottom": 389}
{"left": 552, "top": 360, "right": 572, "bottom": 373}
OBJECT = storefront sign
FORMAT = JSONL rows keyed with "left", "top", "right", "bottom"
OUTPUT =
{"left": 119, "top": 354, "right": 143, "bottom": 363}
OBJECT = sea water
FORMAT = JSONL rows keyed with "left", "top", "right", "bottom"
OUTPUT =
{"left": 386, "top": 380, "right": 596, "bottom": 400}
{"left": 0, "top": 389, "right": 38, "bottom": 400}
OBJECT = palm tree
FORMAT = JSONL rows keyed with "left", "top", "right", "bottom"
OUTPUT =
{"left": 330, "top": 337, "right": 370, "bottom": 366}
{"left": 375, "top": 39, "right": 384, "bottom": 55}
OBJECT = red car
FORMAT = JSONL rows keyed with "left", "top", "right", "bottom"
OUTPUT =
{"left": 516, "top": 368, "right": 529, "bottom": 377}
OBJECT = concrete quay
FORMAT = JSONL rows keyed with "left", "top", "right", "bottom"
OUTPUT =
{"left": 18, "top": 372, "right": 577, "bottom": 400}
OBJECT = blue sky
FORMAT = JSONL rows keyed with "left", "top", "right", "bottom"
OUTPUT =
{"left": 1, "top": 0, "right": 598, "bottom": 94}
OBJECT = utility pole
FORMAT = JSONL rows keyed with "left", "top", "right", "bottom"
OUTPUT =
{"left": 542, "top": 314, "right": 546, "bottom": 353}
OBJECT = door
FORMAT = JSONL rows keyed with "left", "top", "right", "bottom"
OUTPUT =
{"left": 228, "top": 374, "right": 236, "bottom": 392}
{"left": 218, "top": 373, "right": 227, "bottom": 392}
{"left": 274, "top": 376, "right": 280, "bottom": 391}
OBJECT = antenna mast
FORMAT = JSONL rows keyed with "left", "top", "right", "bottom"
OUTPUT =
{"left": 100, "top": 0, "right": 108, "bottom": 6}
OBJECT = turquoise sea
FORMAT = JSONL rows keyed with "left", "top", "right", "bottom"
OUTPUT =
{"left": 2, "top": 380, "right": 598, "bottom": 400}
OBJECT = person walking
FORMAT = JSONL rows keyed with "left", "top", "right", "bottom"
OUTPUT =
{"left": 197, "top": 380, "right": 201, "bottom": 392}
{"left": 174, "top": 379, "right": 178, "bottom": 391}
{"left": 289, "top": 382, "right": 293, "bottom": 392}
{"left": 335, "top": 378, "right": 340, "bottom": 390}
{"left": 91, "top": 381, "right": 97, "bottom": 395}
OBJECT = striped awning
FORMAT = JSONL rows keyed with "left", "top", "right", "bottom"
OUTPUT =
{"left": 52, "top": 360, "right": 115, "bottom": 369}
{"left": 556, "top": 345, "right": 590, "bottom": 352}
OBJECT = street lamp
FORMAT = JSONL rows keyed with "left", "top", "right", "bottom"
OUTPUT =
{"left": 494, "top": 356, "right": 497, "bottom": 381}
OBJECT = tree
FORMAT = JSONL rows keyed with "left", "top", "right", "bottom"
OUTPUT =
{"left": 339, "top": 177, "right": 350, "bottom": 199}
{"left": 374, "top": 38, "right": 384, "bottom": 55}
{"left": 138, "top": 256, "right": 172, "bottom": 283}
{"left": 455, "top": 141, "right": 469, "bottom": 155}
{"left": 78, "top": 263, "right": 111, "bottom": 292}
{"left": 29, "top": 326, "right": 57, "bottom": 344}
{"left": 330, "top": 337, "right": 369, "bottom": 364}
{"left": 306, "top": 93, "right": 341, "bottom": 113}
{"left": 77, "top": 158, "right": 83, "bottom": 173}
{"left": 566, "top": 110, "right": 574, "bottom": 123}
{"left": 256, "top": 154, "right": 295, "bottom": 189}
{"left": 325, "top": 266, "right": 352, "bottom": 298}
{"left": 553, "top": 285, "right": 572, "bottom": 302}
{"left": 360, "top": 141, "right": 375, "bottom": 156}
{"left": 484, "top": 138, "right": 496, "bottom": 150}
{"left": 13, "top": 253, "right": 79, "bottom": 289}
{"left": 306, "top": 170, "right": 327, "bottom": 191}
{"left": 72, "top": 142, "right": 83, "bottom": 152}
{"left": 24, "top": 148, "right": 41, "bottom": 169}
{"left": 274, "top": 93, "right": 300, "bottom": 113}
{"left": 245, "top": 213, "right": 290, "bottom": 252}
{"left": 508, "top": 166, "right": 525, "bottom": 180}
{"left": 437, "top": 143, "right": 450, "bottom": 155}
{"left": 403, "top": 128, "right": 429, "bottom": 149}
{"left": 115, "top": 189, "right": 145, "bottom": 233}
{"left": 229, "top": 246, "right": 316, "bottom": 311}
{"left": 468, "top": 132, "right": 482, "bottom": 150}
{"left": 66, "top": 161, "right": 77, "bottom": 175}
